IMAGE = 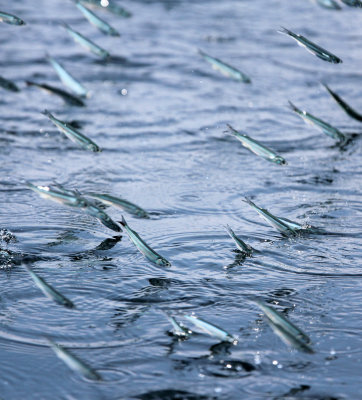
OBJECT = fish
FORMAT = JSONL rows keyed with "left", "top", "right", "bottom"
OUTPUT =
{"left": 322, "top": 83, "right": 362, "bottom": 122}
{"left": 314, "top": 0, "right": 341, "bottom": 9}
{"left": 255, "top": 299, "right": 314, "bottom": 354}
{"left": 24, "top": 265, "right": 74, "bottom": 308}
{"left": 225, "top": 225, "right": 253, "bottom": 255}
{"left": 25, "top": 80, "right": 85, "bottom": 107}
{"left": 42, "top": 110, "right": 101, "bottom": 152}
{"left": 198, "top": 49, "right": 251, "bottom": 83}
{"left": 62, "top": 23, "right": 110, "bottom": 59}
{"left": 84, "top": 203, "right": 122, "bottom": 232}
{"left": 75, "top": 1, "right": 120, "bottom": 36}
{"left": 183, "top": 315, "right": 237, "bottom": 344}
{"left": 0, "top": 76, "right": 19, "bottom": 92}
{"left": 85, "top": 193, "right": 149, "bottom": 218}
{"left": 119, "top": 216, "right": 171, "bottom": 266}
{"left": 278, "top": 27, "right": 342, "bottom": 64}
{"left": 340, "top": 0, "right": 362, "bottom": 6}
{"left": 46, "top": 338, "right": 102, "bottom": 381}
{"left": 0, "top": 10, "right": 25, "bottom": 25}
{"left": 288, "top": 100, "right": 346, "bottom": 143}
{"left": 46, "top": 54, "right": 88, "bottom": 97}
{"left": 26, "top": 182, "right": 84, "bottom": 207}
{"left": 80, "top": 0, "right": 132, "bottom": 17}
{"left": 164, "top": 313, "right": 191, "bottom": 337}
{"left": 226, "top": 124, "right": 286, "bottom": 165}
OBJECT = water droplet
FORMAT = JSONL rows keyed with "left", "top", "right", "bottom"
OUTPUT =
{"left": 215, "top": 388, "right": 222, "bottom": 393}
{"left": 101, "top": 0, "right": 109, "bottom": 7}
{"left": 121, "top": 89, "right": 128, "bottom": 96}
{"left": 272, "top": 360, "right": 278, "bottom": 365}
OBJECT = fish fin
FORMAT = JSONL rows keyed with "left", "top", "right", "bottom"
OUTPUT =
{"left": 277, "top": 26, "right": 293, "bottom": 36}
{"left": 25, "top": 80, "right": 35, "bottom": 87}
{"left": 225, "top": 224, "right": 234, "bottom": 237}
{"left": 197, "top": 48, "right": 207, "bottom": 57}
{"left": 119, "top": 215, "right": 127, "bottom": 227}
{"left": 226, "top": 124, "right": 238, "bottom": 135}
{"left": 41, "top": 109, "right": 52, "bottom": 118}
{"left": 288, "top": 100, "right": 299, "bottom": 113}
{"left": 243, "top": 197, "right": 256, "bottom": 208}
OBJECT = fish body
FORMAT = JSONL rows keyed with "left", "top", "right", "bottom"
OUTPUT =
{"left": 25, "top": 80, "right": 85, "bottom": 107}
{"left": 340, "top": 0, "right": 362, "bottom": 6}
{"left": 119, "top": 216, "right": 171, "bottom": 266}
{"left": 63, "top": 23, "right": 110, "bottom": 59}
{"left": 47, "top": 338, "right": 102, "bottom": 381}
{"left": 47, "top": 55, "right": 88, "bottom": 97}
{"left": 0, "top": 76, "right": 19, "bottom": 92}
{"left": 225, "top": 225, "right": 253, "bottom": 255}
{"left": 26, "top": 182, "right": 84, "bottom": 207}
{"left": 278, "top": 27, "right": 342, "bottom": 64}
{"left": 85, "top": 193, "right": 149, "bottom": 218}
{"left": 42, "top": 110, "right": 101, "bottom": 152}
{"left": 0, "top": 11, "right": 25, "bottom": 25}
{"left": 76, "top": 2, "right": 120, "bottom": 36}
{"left": 314, "top": 0, "right": 341, "bottom": 9}
{"left": 289, "top": 100, "right": 346, "bottom": 143}
{"left": 227, "top": 124, "right": 286, "bottom": 165}
{"left": 255, "top": 300, "right": 314, "bottom": 354}
{"left": 198, "top": 50, "right": 251, "bottom": 83}
{"left": 24, "top": 265, "right": 74, "bottom": 308}
{"left": 184, "top": 315, "right": 237, "bottom": 344}
{"left": 165, "top": 313, "right": 191, "bottom": 337}
{"left": 80, "top": 0, "right": 132, "bottom": 17}
{"left": 85, "top": 203, "right": 122, "bottom": 232}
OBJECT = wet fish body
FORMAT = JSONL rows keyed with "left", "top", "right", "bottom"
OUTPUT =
{"left": 225, "top": 225, "right": 253, "bottom": 255}
{"left": 0, "top": 76, "right": 19, "bottom": 92}
{"left": 80, "top": 0, "right": 132, "bottom": 17}
{"left": 164, "top": 313, "right": 191, "bottom": 337}
{"left": 0, "top": 11, "right": 25, "bottom": 25}
{"left": 314, "top": 0, "right": 341, "bottom": 9}
{"left": 85, "top": 203, "right": 122, "bottom": 232}
{"left": 340, "top": 0, "right": 362, "bottom": 6}
{"left": 26, "top": 182, "right": 83, "bottom": 207}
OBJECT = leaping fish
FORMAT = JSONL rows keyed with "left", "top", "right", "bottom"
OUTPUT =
{"left": 288, "top": 100, "right": 346, "bottom": 143}
{"left": 340, "top": 0, "right": 362, "bottom": 6}
{"left": 278, "top": 27, "right": 342, "bottom": 64}
{"left": 24, "top": 265, "right": 74, "bottom": 309}
{"left": 80, "top": 0, "right": 132, "bottom": 17}
{"left": 225, "top": 225, "right": 253, "bottom": 255}
{"left": 42, "top": 110, "right": 101, "bottom": 152}
{"left": 198, "top": 49, "right": 251, "bottom": 83}
{"left": 119, "top": 216, "right": 171, "bottom": 266}
{"left": 255, "top": 299, "right": 314, "bottom": 354}
{"left": 0, "top": 76, "right": 19, "bottom": 92}
{"left": 313, "top": 0, "right": 341, "bottom": 9}
{"left": 26, "top": 182, "right": 84, "bottom": 207}
{"left": 227, "top": 124, "right": 286, "bottom": 165}
{"left": 0, "top": 10, "right": 25, "bottom": 25}
{"left": 84, "top": 202, "right": 122, "bottom": 232}
{"left": 163, "top": 312, "right": 191, "bottom": 337}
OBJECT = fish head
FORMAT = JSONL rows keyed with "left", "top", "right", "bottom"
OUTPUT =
{"left": 157, "top": 258, "right": 171, "bottom": 267}
{"left": 273, "top": 155, "right": 287, "bottom": 165}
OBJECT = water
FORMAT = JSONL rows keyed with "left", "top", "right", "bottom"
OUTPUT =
{"left": 1, "top": 0, "right": 362, "bottom": 398}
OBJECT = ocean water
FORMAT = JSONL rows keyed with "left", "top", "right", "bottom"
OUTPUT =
{"left": 1, "top": 0, "right": 362, "bottom": 399}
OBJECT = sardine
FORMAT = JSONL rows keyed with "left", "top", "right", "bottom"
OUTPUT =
{"left": 340, "top": 0, "right": 362, "bottom": 6}
{"left": 47, "top": 54, "right": 88, "bottom": 97}
{"left": 278, "top": 27, "right": 342, "bottom": 64}
{"left": 85, "top": 203, "right": 122, "bottom": 232}
{"left": 288, "top": 100, "right": 346, "bottom": 143}
{"left": 198, "top": 49, "right": 251, "bottom": 83}
{"left": 164, "top": 313, "right": 191, "bottom": 337}
{"left": 24, "top": 265, "right": 74, "bottom": 308}
{"left": 46, "top": 338, "right": 102, "bottom": 381}
{"left": 323, "top": 83, "right": 362, "bottom": 122}
{"left": 0, "top": 76, "right": 19, "bottom": 92}
{"left": 119, "top": 216, "right": 171, "bottom": 266}
{"left": 62, "top": 22, "right": 110, "bottom": 59}
{"left": 314, "top": 0, "right": 341, "bottom": 9}
{"left": 26, "top": 182, "right": 84, "bottom": 207}
{"left": 255, "top": 300, "right": 314, "bottom": 354}
{"left": 80, "top": 0, "right": 132, "bottom": 17}
{"left": 85, "top": 192, "right": 149, "bottom": 218}
{"left": 227, "top": 124, "right": 286, "bottom": 165}
{"left": 0, "top": 10, "right": 25, "bottom": 25}
{"left": 183, "top": 315, "right": 237, "bottom": 344}
{"left": 42, "top": 110, "right": 101, "bottom": 152}
{"left": 75, "top": 1, "right": 120, "bottom": 36}
{"left": 225, "top": 225, "right": 253, "bottom": 255}
{"left": 25, "top": 80, "right": 85, "bottom": 107}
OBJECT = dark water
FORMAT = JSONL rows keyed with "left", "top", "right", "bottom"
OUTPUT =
{"left": 1, "top": 0, "right": 362, "bottom": 399}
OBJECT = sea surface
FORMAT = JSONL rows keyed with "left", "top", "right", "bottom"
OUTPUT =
{"left": 1, "top": 1, "right": 362, "bottom": 399}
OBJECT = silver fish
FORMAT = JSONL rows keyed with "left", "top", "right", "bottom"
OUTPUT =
{"left": 80, "top": 0, "right": 132, "bottom": 17}
{"left": 0, "top": 10, "right": 25, "bottom": 25}
{"left": 340, "top": 0, "right": 362, "bottom": 6}
{"left": 198, "top": 49, "right": 251, "bottom": 83}
{"left": 46, "top": 338, "right": 102, "bottom": 381}
{"left": 47, "top": 54, "right": 88, "bottom": 97}
{"left": 63, "top": 23, "right": 110, "bottom": 59}
{"left": 42, "top": 110, "right": 101, "bottom": 152}
{"left": 84, "top": 202, "right": 122, "bottom": 232}
{"left": 255, "top": 300, "right": 314, "bottom": 354}
{"left": 278, "top": 27, "right": 342, "bottom": 64}
{"left": 164, "top": 313, "right": 191, "bottom": 337}
{"left": 0, "top": 76, "right": 19, "bottom": 92}
{"left": 75, "top": 1, "right": 120, "bottom": 36}
{"left": 24, "top": 265, "right": 74, "bottom": 308}
{"left": 227, "top": 124, "right": 286, "bottom": 165}
{"left": 314, "top": 0, "right": 341, "bottom": 9}
{"left": 288, "top": 100, "right": 346, "bottom": 143}
{"left": 183, "top": 315, "right": 237, "bottom": 344}
{"left": 26, "top": 182, "right": 84, "bottom": 207}
{"left": 119, "top": 216, "right": 171, "bottom": 266}
{"left": 225, "top": 225, "right": 253, "bottom": 255}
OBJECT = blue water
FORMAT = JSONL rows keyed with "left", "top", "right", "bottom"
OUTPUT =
{"left": 1, "top": 1, "right": 362, "bottom": 399}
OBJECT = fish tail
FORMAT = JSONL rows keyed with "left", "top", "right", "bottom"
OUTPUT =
{"left": 119, "top": 215, "right": 127, "bottom": 227}
{"left": 41, "top": 109, "right": 53, "bottom": 118}
{"left": 277, "top": 26, "right": 293, "bottom": 36}
{"left": 226, "top": 124, "right": 238, "bottom": 135}
{"left": 198, "top": 48, "right": 207, "bottom": 57}
{"left": 288, "top": 100, "right": 299, "bottom": 113}
{"left": 25, "top": 80, "right": 36, "bottom": 87}
{"left": 225, "top": 224, "right": 234, "bottom": 237}
{"left": 243, "top": 197, "right": 256, "bottom": 208}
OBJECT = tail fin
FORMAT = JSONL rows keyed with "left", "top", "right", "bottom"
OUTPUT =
{"left": 277, "top": 26, "right": 293, "bottom": 36}
{"left": 119, "top": 215, "right": 127, "bottom": 227}
{"left": 25, "top": 80, "right": 36, "bottom": 87}
{"left": 288, "top": 100, "right": 299, "bottom": 113}
{"left": 225, "top": 224, "right": 234, "bottom": 238}
{"left": 41, "top": 109, "right": 52, "bottom": 118}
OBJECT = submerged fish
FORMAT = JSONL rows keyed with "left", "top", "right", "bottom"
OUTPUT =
{"left": 75, "top": 1, "right": 120, "bottom": 36}
{"left": 0, "top": 10, "right": 25, "bottom": 25}
{"left": 227, "top": 124, "right": 286, "bottom": 165}
{"left": 62, "top": 23, "right": 110, "bottom": 59}
{"left": 255, "top": 300, "right": 314, "bottom": 354}
{"left": 24, "top": 265, "right": 74, "bottom": 308}
{"left": 340, "top": 0, "right": 362, "bottom": 6}
{"left": 278, "top": 27, "right": 342, "bottom": 64}
{"left": 119, "top": 216, "right": 171, "bottom": 266}
{"left": 323, "top": 83, "right": 362, "bottom": 122}
{"left": 25, "top": 80, "right": 85, "bottom": 107}
{"left": 84, "top": 203, "right": 122, "bottom": 232}
{"left": 0, "top": 76, "right": 19, "bottom": 92}
{"left": 198, "top": 49, "right": 251, "bottom": 83}
{"left": 80, "top": 0, "right": 132, "bottom": 17}
{"left": 225, "top": 225, "right": 253, "bottom": 255}
{"left": 183, "top": 315, "right": 237, "bottom": 344}
{"left": 42, "top": 110, "right": 101, "bottom": 152}
{"left": 47, "top": 54, "right": 88, "bottom": 97}
{"left": 85, "top": 193, "right": 149, "bottom": 218}
{"left": 314, "top": 0, "right": 341, "bottom": 9}
{"left": 46, "top": 338, "right": 102, "bottom": 381}
{"left": 288, "top": 100, "right": 346, "bottom": 143}
{"left": 164, "top": 313, "right": 191, "bottom": 337}
{"left": 26, "top": 182, "right": 84, "bottom": 207}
